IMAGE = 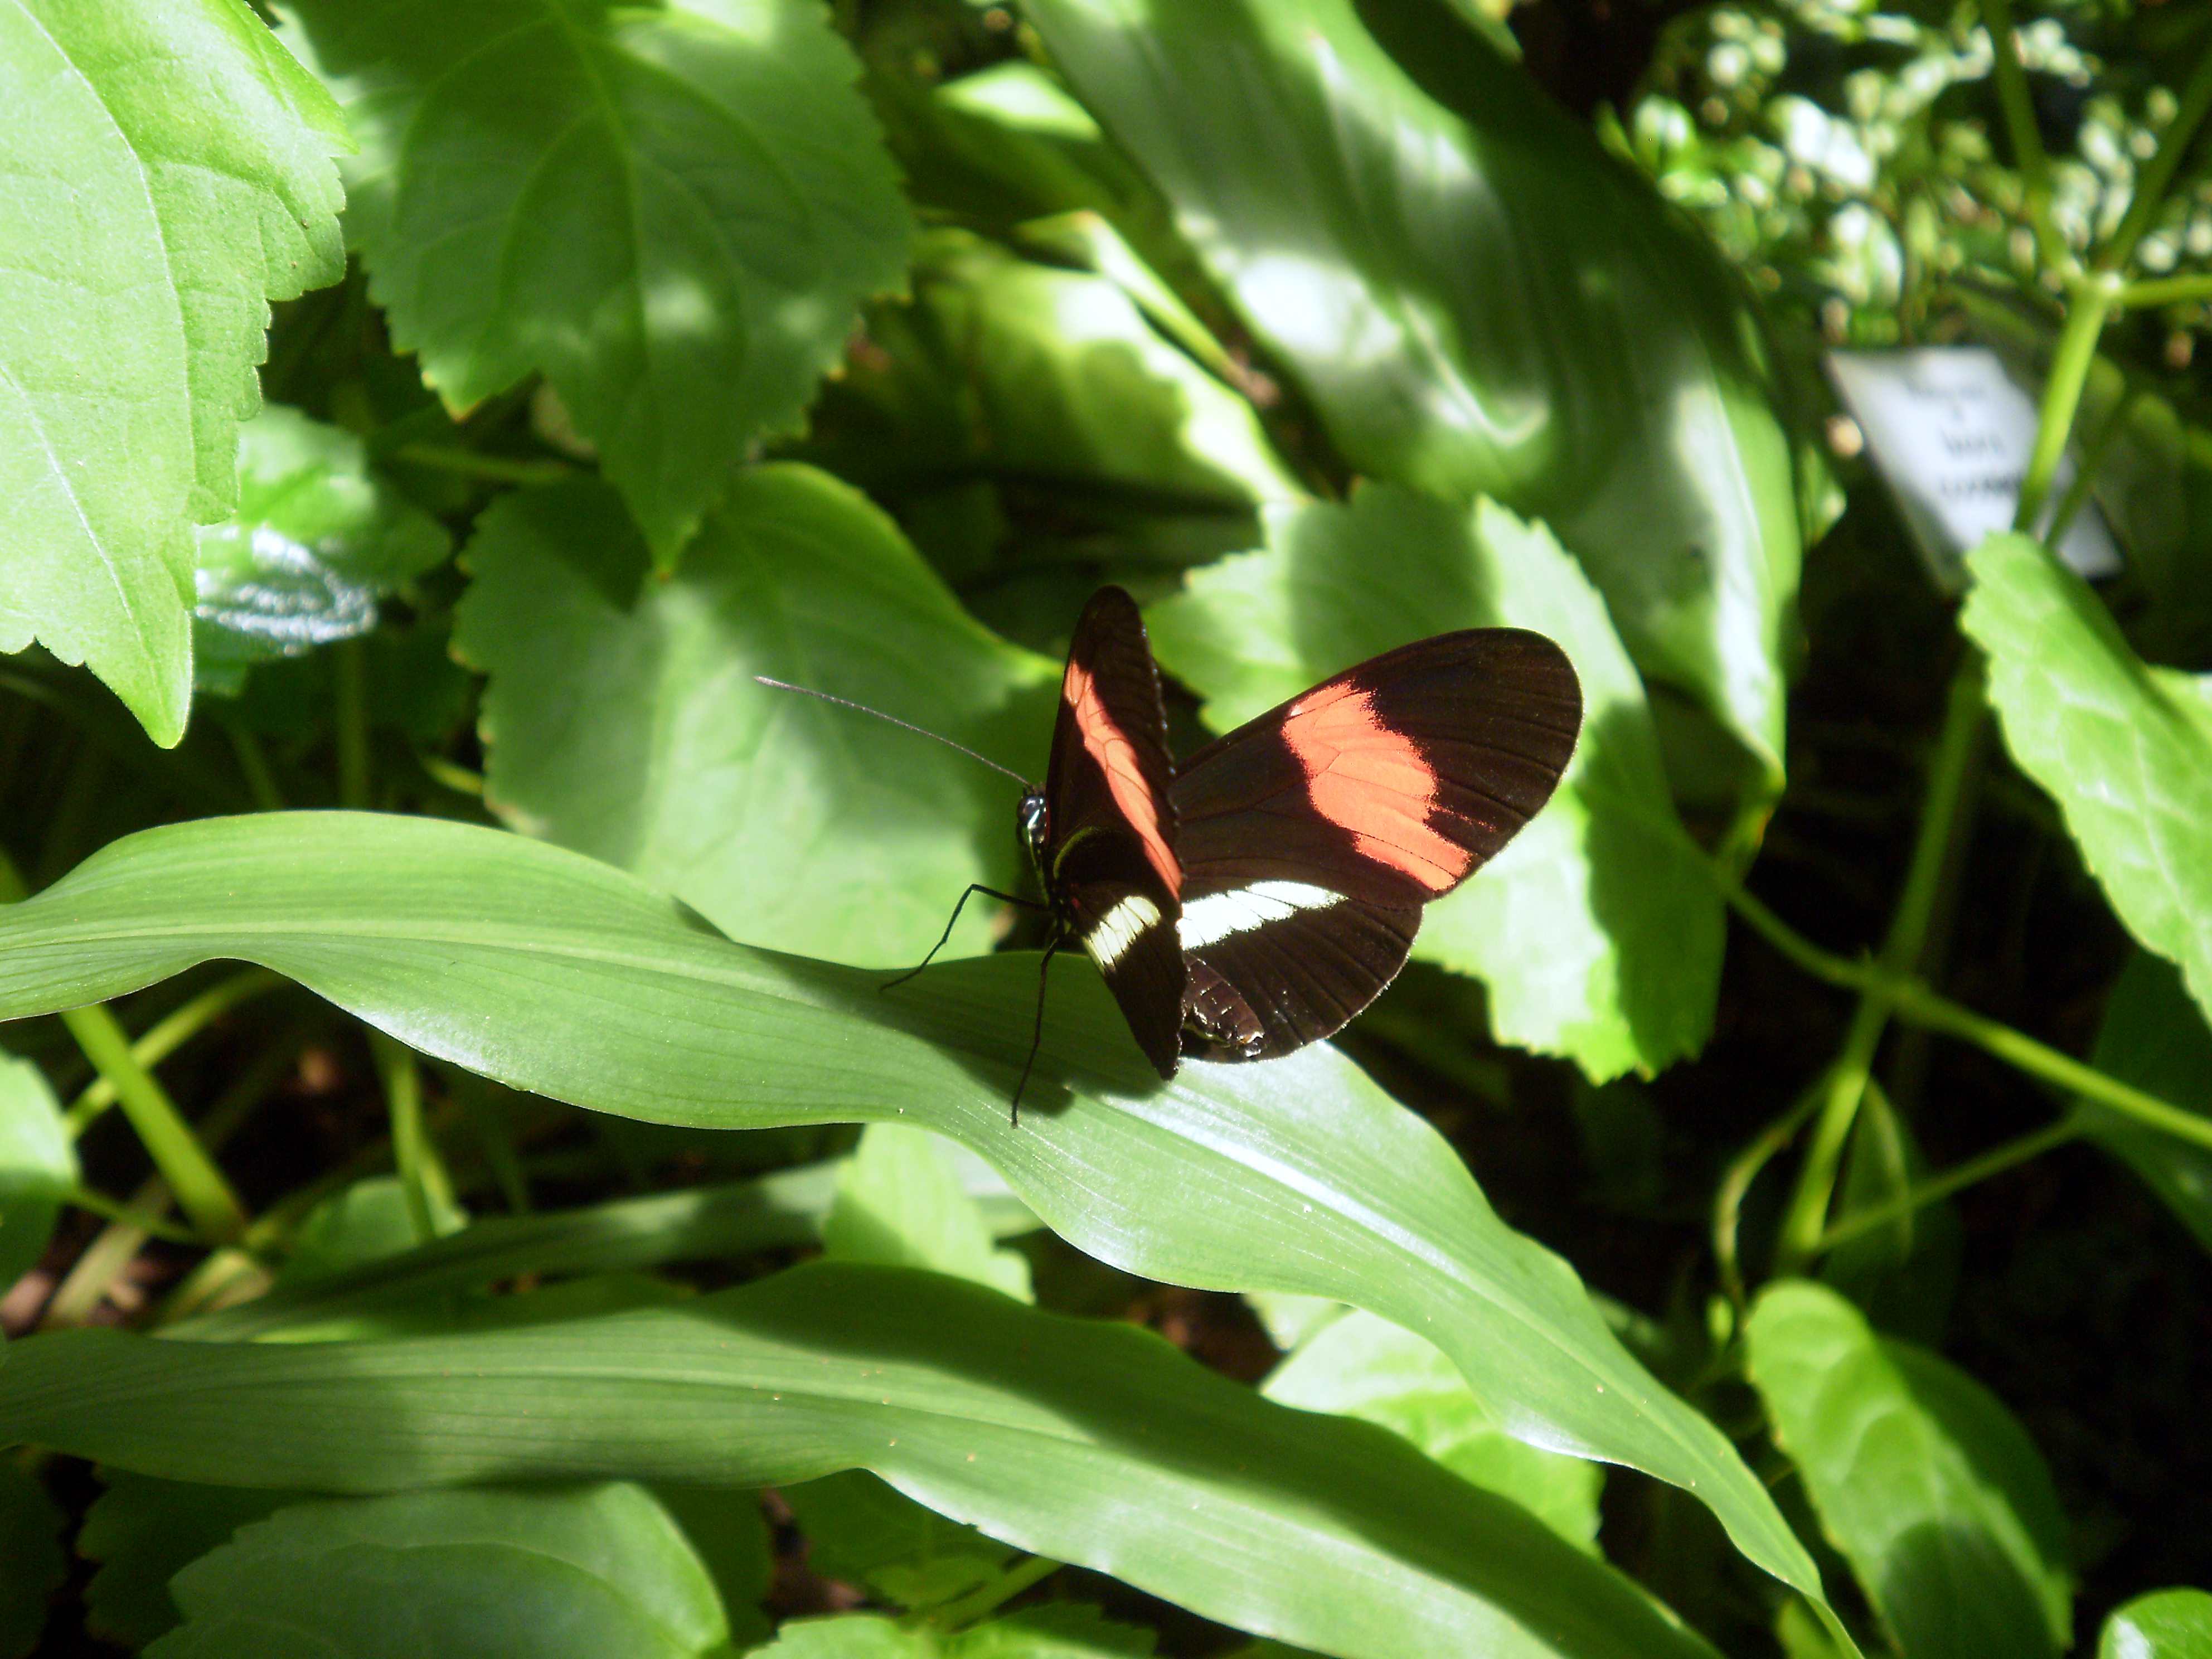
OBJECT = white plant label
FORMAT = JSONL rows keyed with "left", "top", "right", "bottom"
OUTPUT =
{"left": 1827, "top": 347, "right": 2122, "bottom": 590}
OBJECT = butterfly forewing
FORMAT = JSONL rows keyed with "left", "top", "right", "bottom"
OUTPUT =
{"left": 1037, "top": 588, "right": 1185, "bottom": 1079}
{"left": 1172, "top": 628, "right": 1581, "bottom": 1061}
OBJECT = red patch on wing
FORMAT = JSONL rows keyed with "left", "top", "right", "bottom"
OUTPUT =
{"left": 1065, "top": 658, "right": 1180, "bottom": 896}
{"left": 1282, "top": 681, "right": 1468, "bottom": 892}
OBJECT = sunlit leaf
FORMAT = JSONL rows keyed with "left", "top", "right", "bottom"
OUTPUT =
{"left": 764, "top": 1604, "right": 1156, "bottom": 1657}
{"left": 0, "top": 1050, "right": 73, "bottom": 1292}
{"left": 0, "top": 810, "right": 1826, "bottom": 1613}
{"left": 193, "top": 405, "right": 450, "bottom": 696}
{"left": 1962, "top": 532, "right": 2212, "bottom": 1027}
{"left": 1026, "top": 0, "right": 1798, "bottom": 784}
{"left": 283, "top": 0, "right": 914, "bottom": 564}
{"left": 143, "top": 1485, "right": 729, "bottom": 1658}
{"left": 1, "top": 1263, "right": 1720, "bottom": 1659}
{"left": 2099, "top": 1590, "right": 2212, "bottom": 1659}
{"left": 825, "top": 1126, "right": 1032, "bottom": 1301}
{"left": 452, "top": 467, "right": 1057, "bottom": 966}
{"left": 1147, "top": 487, "right": 1720, "bottom": 1078}
{"left": 279, "top": 1175, "right": 468, "bottom": 1284}
{"left": 1745, "top": 1280, "right": 2071, "bottom": 1659}
{"left": 1263, "top": 1309, "right": 1603, "bottom": 1549}
{"left": 0, "top": 0, "right": 347, "bottom": 744}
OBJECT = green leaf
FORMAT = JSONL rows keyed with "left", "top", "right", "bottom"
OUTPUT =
{"left": 453, "top": 468, "right": 1057, "bottom": 967}
{"left": 80, "top": 1473, "right": 292, "bottom": 1647}
{"left": 764, "top": 1605, "right": 1156, "bottom": 1657}
{"left": 1147, "top": 487, "right": 1721, "bottom": 1078}
{"left": 1820, "top": 1093, "right": 1960, "bottom": 1346}
{"left": 1962, "top": 532, "right": 2212, "bottom": 1027}
{"left": 826, "top": 1126, "right": 1032, "bottom": 1301}
{"left": 0, "top": 1050, "right": 74, "bottom": 1291}
{"left": 193, "top": 405, "right": 450, "bottom": 696}
{"left": 283, "top": 0, "right": 914, "bottom": 565}
{"left": 2080, "top": 952, "right": 2212, "bottom": 1256}
{"left": 648, "top": 1486, "right": 772, "bottom": 1650}
{"left": 279, "top": 1175, "right": 468, "bottom": 1283}
{"left": 0, "top": 1458, "right": 63, "bottom": 1659}
{"left": 143, "top": 1484, "right": 729, "bottom": 1658}
{"left": 0, "top": 0, "right": 347, "bottom": 744}
{"left": 1024, "top": 0, "right": 1798, "bottom": 782}
{"left": 2101, "top": 1590, "right": 2212, "bottom": 1659}
{"left": 1263, "top": 1309, "right": 1603, "bottom": 1550}
{"left": 2, "top": 1263, "right": 1718, "bottom": 1659}
{"left": 1745, "top": 1280, "right": 2071, "bottom": 1659}
{"left": 782, "top": 1469, "right": 1015, "bottom": 1610}
{"left": 0, "top": 809, "right": 1824, "bottom": 1614}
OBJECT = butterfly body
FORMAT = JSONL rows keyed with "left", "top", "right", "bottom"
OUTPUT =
{"left": 1025, "top": 588, "right": 1582, "bottom": 1088}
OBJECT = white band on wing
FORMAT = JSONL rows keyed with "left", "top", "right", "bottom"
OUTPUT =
{"left": 1085, "top": 894, "right": 1163, "bottom": 968}
{"left": 1177, "top": 881, "right": 1343, "bottom": 949}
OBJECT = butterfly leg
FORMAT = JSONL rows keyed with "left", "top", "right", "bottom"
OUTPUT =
{"left": 881, "top": 884, "right": 1046, "bottom": 992}
{"left": 1010, "top": 934, "right": 1064, "bottom": 1128}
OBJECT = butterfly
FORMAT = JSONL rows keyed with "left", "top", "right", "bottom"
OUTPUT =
{"left": 909, "top": 586, "right": 1583, "bottom": 1114}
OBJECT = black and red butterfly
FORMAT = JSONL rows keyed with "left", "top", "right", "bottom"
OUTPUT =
{"left": 893, "top": 586, "right": 1583, "bottom": 1113}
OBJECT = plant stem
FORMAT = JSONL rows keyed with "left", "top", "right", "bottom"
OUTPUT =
{"left": 1773, "top": 658, "right": 1986, "bottom": 1273}
{"left": 2117, "top": 273, "right": 2212, "bottom": 309}
{"left": 335, "top": 638, "right": 372, "bottom": 811}
{"left": 931, "top": 1555, "right": 1063, "bottom": 1629}
{"left": 223, "top": 715, "right": 285, "bottom": 813}
{"left": 2016, "top": 275, "right": 2120, "bottom": 534}
{"left": 65, "top": 967, "right": 282, "bottom": 1136}
{"left": 372, "top": 1032, "right": 443, "bottom": 1243}
{"left": 61, "top": 1187, "right": 203, "bottom": 1246}
{"left": 1816, "top": 1118, "right": 2083, "bottom": 1251}
{"left": 1714, "top": 1077, "right": 1826, "bottom": 1309}
{"left": 1976, "top": 0, "right": 2061, "bottom": 268}
{"left": 0, "top": 851, "right": 249, "bottom": 1245}
{"left": 388, "top": 443, "right": 571, "bottom": 485}
{"left": 2097, "top": 40, "right": 2212, "bottom": 274}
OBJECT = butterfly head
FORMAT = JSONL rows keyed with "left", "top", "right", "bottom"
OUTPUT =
{"left": 1016, "top": 788, "right": 1051, "bottom": 881}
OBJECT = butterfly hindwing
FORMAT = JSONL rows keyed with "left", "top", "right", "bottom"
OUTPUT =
{"left": 1172, "top": 629, "right": 1580, "bottom": 1061}
{"left": 1039, "top": 588, "right": 1184, "bottom": 1079}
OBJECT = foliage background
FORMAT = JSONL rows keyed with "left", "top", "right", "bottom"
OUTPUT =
{"left": 3, "top": 0, "right": 2212, "bottom": 1655}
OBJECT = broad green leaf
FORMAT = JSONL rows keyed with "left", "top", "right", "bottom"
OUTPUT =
{"left": 1820, "top": 1094, "right": 1960, "bottom": 1346}
{"left": 802, "top": 234, "right": 1299, "bottom": 597}
{"left": 1147, "top": 488, "right": 1721, "bottom": 1078}
{"left": 144, "top": 1485, "right": 727, "bottom": 1659}
{"left": 825, "top": 1126, "right": 1032, "bottom": 1301}
{"left": 765, "top": 1605, "right": 1155, "bottom": 1657}
{"left": 649, "top": 1486, "right": 773, "bottom": 1650}
{"left": 782, "top": 1471, "right": 1015, "bottom": 1610}
{"left": 1025, "top": 0, "right": 1798, "bottom": 782}
{"left": 1962, "top": 532, "right": 2212, "bottom": 1027}
{"left": 1745, "top": 1280, "right": 2071, "bottom": 1659}
{"left": 194, "top": 405, "right": 450, "bottom": 696}
{"left": 2101, "top": 1590, "right": 2212, "bottom": 1659}
{"left": 283, "top": 0, "right": 914, "bottom": 565}
{"left": 1263, "top": 1309, "right": 1603, "bottom": 1550}
{"left": 0, "top": 1458, "right": 62, "bottom": 1659}
{"left": 177, "top": 1163, "right": 842, "bottom": 1342}
{"left": 0, "top": 1263, "right": 1718, "bottom": 1659}
{"left": 2083, "top": 953, "right": 2212, "bottom": 1254}
{"left": 453, "top": 468, "right": 1057, "bottom": 967}
{"left": 0, "top": 810, "right": 1826, "bottom": 1613}
{"left": 80, "top": 1474, "right": 292, "bottom": 1647}
{"left": 0, "top": 1051, "right": 73, "bottom": 1291}
{"left": 0, "top": 0, "right": 347, "bottom": 744}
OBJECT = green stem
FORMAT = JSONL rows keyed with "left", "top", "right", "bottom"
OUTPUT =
{"left": 223, "top": 715, "right": 285, "bottom": 813}
{"left": 62, "top": 1187, "right": 203, "bottom": 1246}
{"left": 2098, "top": 40, "right": 2212, "bottom": 274}
{"left": 2117, "top": 273, "right": 2212, "bottom": 309}
{"left": 372, "top": 1032, "right": 441, "bottom": 1243}
{"left": 2044, "top": 386, "right": 2142, "bottom": 550}
{"left": 1773, "top": 658, "right": 1986, "bottom": 1273}
{"left": 388, "top": 443, "right": 571, "bottom": 486}
{"left": 64, "top": 968, "right": 282, "bottom": 1136}
{"left": 1714, "top": 1077, "right": 1826, "bottom": 1309}
{"left": 1976, "top": 0, "right": 2060, "bottom": 268}
{"left": 1816, "top": 1118, "right": 2083, "bottom": 1251}
{"left": 0, "top": 852, "right": 249, "bottom": 1245}
{"left": 930, "top": 1555, "right": 1063, "bottom": 1629}
{"left": 335, "top": 638, "right": 372, "bottom": 811}
{"left": 2016, "top": 275, "right": 2120, "bottom": 533}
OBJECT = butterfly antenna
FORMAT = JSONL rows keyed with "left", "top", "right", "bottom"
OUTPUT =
{"left": 1010, "top": 937, "right": 1063, "bottom": 1127}
{"left": 754, "top": 676, "right": 1032, "bottom": 787}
